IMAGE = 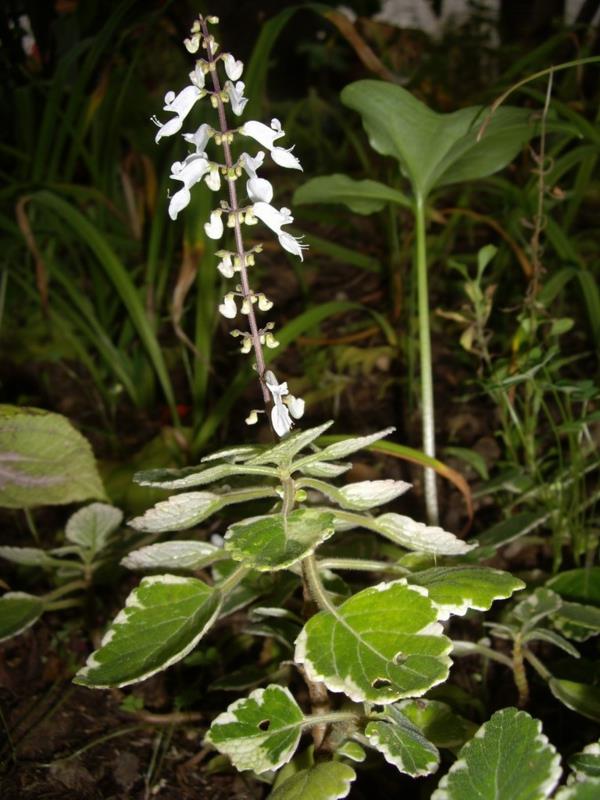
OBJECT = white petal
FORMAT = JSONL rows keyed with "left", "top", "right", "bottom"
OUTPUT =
{"left": 217, "top": 258, "right": 235, "bottom": 278}
{"left": 168, "top": 186, "right": 191, "bottom": 220}
{"left": 245, "top": 410, "right": 259, "bottom": 425}
{"left": 241, "top": 151, "right": 265, "bottom": 180}
{"left": 183, "top": 123, "right": 211, "bottom": 153}
{"left": 184, "top": 35, "right": 200, "bottom": 53}
{"left": 171, "top": 155, "right": 210, "bottom": 188}
{"left": 218, "top": 295, "right": 237, "bottom": 319}
{"left": 204, "top": 211, "right": 224, "bottom": 240}
{"left": 155, "top": 115, "right": 184, "bottom": 143}
{"left": 278, "top": 231, "right": 308, "bottom": 261}
{"left": 265, "top": 371, "right": 289, "bottom": 399}
{"left": 271, "top": 402, "right": 293, "bottom": 437}
{"left": 189, "top": 63, "right": 205, "bottom": 88}
{"left": 240, "top": 120, "right": 284, "bottom": 150}
{"left": 287, "top": 396, "right": 305, "bottom": 419}
{"left": 205, "top": 167, "right": 221, "bottom": 192}
{"left": 271, "top": 146, "right": 302, "bottom": 170}
{"left": 246, "top": 177, "right": 273, "bottom": 203}
{"left": 252, "top": 201, "right": 286, "bottom": 235}
{"left": 164, "top": 85, "right": 201, "bottom": 119}
{"left": 226, "top": 81, "right": 248, "bottom": 116}
{"left": 222, "top": 53, "right": 244, "bottom": 81}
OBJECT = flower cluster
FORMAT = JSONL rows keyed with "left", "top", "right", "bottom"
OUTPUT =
{"left": 152, "top": 15, "right": 306, "bottom": 437}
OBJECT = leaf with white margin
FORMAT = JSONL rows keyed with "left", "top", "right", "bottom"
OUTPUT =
{"left": 399, "top": 699, "right": 477, "bottom": 749}
{"left": 346, "top": 512, "right": 475, "bottom": 555}
{"left": 555, "top": 783, "right": 600, "bottom": 800}
{"left": 431, "top": 708, "right": 562, "bottom": 800}
{"left": 295, "top": 579, "right": 451, "bottom": 704}
{"left": 552, "top": 602, "right": 600, "bottom": 642}
{"left": 121, "top": 541, "right": 226, "bottom": 571}
{"left": 269, "top": 762, "right": 356, "bottom": 800}
{"left": 523, "top": 628, "right": 580, "bottom": 658}
{"left": 0, "top": 546, "right": 58, "bottom": 568}
{"left": 74, "top": 575, "right": 221, "bottom": 688}
{"left": 247, "top": 421, "right": 335, "bottom": 466}
{"left": 293, "top": 427, "right": 395, "bottom": 468}
{"left": 0, "top": 592, "right": 45, "bottom": 641}
{"left": 569, "top": 741, "right": 600, "bottom": 779}
{"left": 205, "top": 685, "right": 304, "bottom": 774}
{"left": 129, "top": 487, "right": 277, "bottom": 533}
{"left": 65, "top": 503, "right": 123, "bottom": 557}
{"left": 299, "top": 478, "right": 411, "bottom": 511}
{"left": 133, "top": 462, "right": 276, "bottom": 489}
{"left": 337, "top": 741, "right": 366, "bottom": 762}
{"left": 365, "top": 704, "right": 439, "bottom": 777}
{"left": 225, "top": 509, "right": 335, "bottom": 571}
{"left": 298, "top": 461, "right": 352, "bottom": 478}
{"left": 407, "top": 567, "right": 525, "bottom": 620}
{"left": 201, "top": 444, "right": 260, "bottom": 463}
{"left": 512, "top": 588, "right": 562, "bottom": 632}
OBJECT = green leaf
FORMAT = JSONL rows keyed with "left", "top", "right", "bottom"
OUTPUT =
{"left": 121, "top": 541, "right": 225, "bottom": 571}
{"left": 65, "top": 503, "right": 123, "bottom": 557}
{"left": 294, "top": 428, "right": 395, "bottom": 469}
{"left": 201, "top": 445, "right": 261, "bottom": 463}
{"left": 399, "top": 699, "right": 477, "bottom": 749}
{"left": 363, "top": 513, "right": 475, "bottom": 555}
{"left": 74, "top": 575, "right": 221, "bottom": 688}
{"left": 555, "top": 782, "right": 600, "bottom": 800}
{"left": 295, "top": 579, "right": 451, "bottom": 704}
{"left": 569, "top": 741, "right": 600, "bottom": 779}
{"left": 552, "top": 602, "right": 600, "bottom": 641}
{"left": 407, "top": 567, "right": 525, "bottom": 620}
{"left": 225, "top": 509, "right": 335, "bottom": 571}
{"left": 0, "top": 406, "right": 105, "bottom": 508}
{"left": 0, "top": 546, "right": 57, "bottom": 568}
{"left": 337, "top": 741, "right": 366, "bottom": 762}
{"left": 298, "top": 462, "right": 352, "bottom": 479}
{"left": 247, "top": 422, "right": 334, "bottom": 467}
{"left": 0, "top": 592, "right": 45, "bottom": 641}
{"left": 365, "top": 705, "right": 439, "bottom": 777}
{"left": 341, "top": 81, "right": 532, "bottom": 199}
{"left": 268, "top": 762, "right": 356, "bottom": 800}
{"left": 547, "top": 568, "right": 600, "bottom": 607}
{"left": 523, "top": 628, "right": 580, "bottom": 658}
{"left": 513, "top": 588, "right": 562, "bottom": 632}
{"left": 205, "top": 685, "right": 304, "bottom": 774}
{"left": 432, "top": 708, "right": 562, "bottom": 800}
{"left": 299, "top": 478, "right": 411, "bottom": 511}
{"left": 134, "top": 462, "right": 277, "bottom": 489}
{"left": 549, "top": 679, "right": 600, "bottom": 722}
{"left": 294, "top": 174, "right": 412, "bottom": 214}
{"left": 470, "top": 511, "right": 547, "bottom": 554}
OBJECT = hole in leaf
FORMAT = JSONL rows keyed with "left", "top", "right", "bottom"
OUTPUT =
{"left": 258, "top": 719, "right": 271, "bottom": 732}
{"left": 393, "top": 652, "right": 407, "bottom": 666}
{"left": 371, "top": 678, "right": 392, "bottom": 690}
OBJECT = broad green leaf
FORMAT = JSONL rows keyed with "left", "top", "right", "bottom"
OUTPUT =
{"left": 341, "top": 81, "right": 532, "bottom": 199}
{"left": 0, "top": 546, "right": 57, "bottom": 568}
{"left": 206, "top": 685, "right": 304, "bottom": 774}
{"left": 365, "top": 513, "right": 475, "bottom": 555}
{"left": 555, "top": 782, "right": 600, "bottom": 800}
{"left": 513, "top": 588, "right": 562, "bottom": 632}
{"left": 0, "top": 406, "right": 105, "bottom": 508}
{"left": 294, "top": 428, "right": 395, "bottom": 469}
{"left": 569, "top": 741, "right": 600, "bottom": 779}
{"left": 0, "top": 592, "right": 45, "bottom": 641}
{"left": 74, "top": 575, "right": 221, "bottom": 687}
{"left": 399, "top": 699, "right": 477, "bottom": 749}
{"left": 225, "top": 509, "right": 335, "bottom": 571}
{"left": 547, "top": 568, "right": 600, "bottom": 606}
{"left": 523, "top": 628, "right": 580, "bottom": 658}
{"left": 247, "top": 421, "right": 334, "bottom": 467}
{"left": 294, "top": 174, "right": 412, "bottom": 214}
{"left": 121, "top": 541, "right": 225, "bottom": 571}
{"left": 407, "top": 567, "right": 525, "bottom": 620}
{"left": 299, "top": 478, "right": 411, "bottom": 511}
{"left": 337, "top": 741, "right": 366, "bottom": 762}
{"left": 295, "top": 579, "right": 451, "bottom": 704}
{"left": 549, "top": 679, "right": 600, "bottom": 722}
{"left": 432, "top": 708, "right": 561, "bottom": 800}
{"left": 268, "top": 762, "right": 356, "bottom": 800}
{"left": 134, "top": 462, "right": 277, "bottom": 489}
{"left": 65, "top": 503, "right": 123, "bottom": 557}
{"left": 129, "top": 487, "right": 277, "bottom": 533}
{"left": 365, "top": 705, "right": 439, "bottom": 777}
{"left": 552, "top": 602, "right": 600, "bottom": 641}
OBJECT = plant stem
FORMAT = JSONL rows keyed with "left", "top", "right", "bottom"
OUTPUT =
{"left": 415, "top": 194, "right": 438, "bottom": 525}
{"left": 217, "top": 563, "right": 250, "bottom": 595}
{"left": 46, "top": 598, "right": 83, "bottom": 612}
{"left": 512, "top": 634, "right": 529, "bottom": 707}
{"left": 302, "top": 555, "right": 338, "bottom": 615}
{"left": 24, "top": 508, "right": 39, "bottom": 543}
{"left": 303, "top": 711, "right": 358, "bottom": 728}
{"left": 42, "top": 579, "right": 88, "bottom": 603}
{"left": 318, "top": 557, "right": 408, "bottom": 574}
{"left": 201, "top": 17, "right": 270, "bottom": 405}
{"left": 524, "top": 648, "right": 552, "bottom": 682}
{"left": 451, "top": 640, "right": 514, "bottom": 669}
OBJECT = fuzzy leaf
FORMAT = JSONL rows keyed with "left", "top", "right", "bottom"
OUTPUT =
{"left": 295, "top": 579, "right": 451, "bottom": 704}
{"left": 302, "top": 478, "right": 410, "bottom": 511}
{"left": 201, "top": 445, "right": 261, "bottom": 463}
{"left": 295, "top": 428, "right": 395, "bottom": 468}
{"left": 298, "top": 461, "right": 352, "bottom": 479}
{"left": 0, "top": 592, "right": 45, "bottom": 641}
{"left": 225, "top": 509, "right": 335, "bottom": 571}
{"left": 0, "top": 546, "right": 57, "bottom": 568}
{"left": 65, "top": 503, "right": 123, "bottom": 556}
{"left": 368, "top": 513, "right": 475, "bottom": 555}
{"left": 247, "top": 422, "right": 334, "bottom": 466}
{"left": 513, "top": 588, "right": 563, "bottom": 632}
{"left": 365, "top": 705, "right": 439, "bottom": 777}
{"left": 294, "top": 173, "right": 412, "bottom": 213}
{"left": 206, "top": 685, "right": 304, "bottom": 774}
{"left": 121, "top": 541, "right": 224, "bottom": 571}
{"left": 134, "top": 462, "right": 277, "bottom": 489}
{"left": 523, "top": 628, "right": 580, "bottom": 658}
{"left": 75, "top": 575, "right": 221, "bottom": 687}
{"left": 407, "top": 567, "right": 525, "bottom": 620}
{"left": 432, "top": 708, "right": 561, "bottom": 800}
{"left": 0, "top": 405, "right": 105, "bottom": 508}
{"left": 269, "top": 762, "right": 356, "bottom": 800}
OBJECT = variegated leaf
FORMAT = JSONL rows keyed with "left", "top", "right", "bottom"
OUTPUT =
{"left": 299, "top": 478, "right": 410, "bottom": 511}
{"left": 134, "top": 462, "right": 276, "bottom": 489}
{"left": 0, "top": 592, "right": 45, "bottom": 641}
{"left": 121, "top": 541, "right": 225, "bottom": 571}
{"left": 247, "top": 422, "right": 335, "bottom": 466}
{"left": 293, "top": 427, "right": 395, "bottom": 469}
{"left": 365, "top": 704, "right": 439, "bottom": 777}
{"left": 269, "top": 762, "right": 356, "bottom": 799}
{"left": 65, "top": 503, "right": 123, "bottom": 557}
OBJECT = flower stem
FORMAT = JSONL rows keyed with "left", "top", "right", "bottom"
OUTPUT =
{"left": 201, "top": 17, "right": 270, "bottom": 405}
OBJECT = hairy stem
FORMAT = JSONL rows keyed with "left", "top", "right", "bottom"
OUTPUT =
{"left": 201, "top": 17, "right": 270, "bottom": 404}
{"left": 512, "top": 633, "right": 530, "bottom": 707}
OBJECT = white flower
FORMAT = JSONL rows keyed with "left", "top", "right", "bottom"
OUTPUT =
{"left": 184, "top": 34, "right": 200, "bottom": 53}
{"left": 205, "top": 164, "right": 221, "bottom": 191}
{"left": 218, "top": 293, "right": 237, "bottom": 319}
{"left": 252, "top": 202, "right": 308, "bottom": 261}
{"left": 216, "top": 252, "right": 234, "bottom": 278}
{"left": 189, "top": 63, "right": 206, "bottom": 89}
{"left": 284, "top": 395, "right": 305, "bottom": 419}
{"left": 257, "top": 293, "right": 273, "bottom": 311}
{"left": 265, "top": 370, "right": 294, "bottom": 437}
{"left": 225, "top": 80, "right": 247, "bottom": 116}
{"left": 241, "top": 151, "right": 265, "bottom": 180}
{"left": 240, "top": 119, "right": 284, "bottom": 150}
{"left": 153, "top": 85, "right": 201, "bottom": 143}
{"left": 271, "top": 146, "right": 302, "bottom": 171}
{"left": 183, "top": 123, "right": 211, "bottom": 154}
{"left": 247, "top": 176, "right": 273, "bottom": 203}
{"left": 204, "top": 210, "right": 224, "bottom": 239}
{"left": 222, "top": 53, "right": 244, "bottom": 81}
{"left": 245, "top": 409, "right": 260, "bottom": 425}
{"left": 168, "top": 155, "right": 210, "bottom": 219}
